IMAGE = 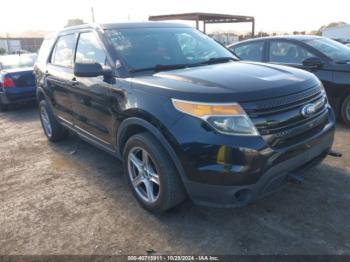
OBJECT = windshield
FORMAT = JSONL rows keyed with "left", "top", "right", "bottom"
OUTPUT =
{"left": 106, "top": 27, "right": 236, "bottom": 71}
{"left": 303, "top": 38, "right": 350, "bottom": 63}
{"left": 0, "top": 54, "right": 37, "bottom": 70}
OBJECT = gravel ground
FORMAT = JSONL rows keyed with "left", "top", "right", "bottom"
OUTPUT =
{"left": 0, "top": 105, "right": 349, "bottom": 255}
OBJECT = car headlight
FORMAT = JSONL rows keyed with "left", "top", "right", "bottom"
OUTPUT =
{"left": 172, "top": 99, "right": 259, "bottom": 136}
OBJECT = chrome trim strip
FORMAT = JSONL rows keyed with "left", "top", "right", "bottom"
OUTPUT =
{"left": 74, "top": 125, "right": 110, "bottom": 145}
{"left": 57, "top": 115, "right": 112, "bottom": 147}
{"left": 56, "top": 115, "right": 73, "bottom": 126}
{"left": 59, "top": 121, "right": 116, "bottom": 155}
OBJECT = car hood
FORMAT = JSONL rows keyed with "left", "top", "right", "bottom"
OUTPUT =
{"left": 129, "top": 61, "right": 320, "bottom": 102}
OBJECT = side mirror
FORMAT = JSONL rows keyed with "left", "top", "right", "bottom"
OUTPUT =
{"left": 74, "top": 62, "right": 112, "bottom": 77}
{"left": 302, "top": 57, "right": 323, "bottom": 69}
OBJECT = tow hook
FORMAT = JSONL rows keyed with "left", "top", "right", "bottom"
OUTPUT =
{"left": 288, "top": 172, "right": 304, "bottom": 184}
{"left": 328, "top": 150, "right": 342, "bottom": 158}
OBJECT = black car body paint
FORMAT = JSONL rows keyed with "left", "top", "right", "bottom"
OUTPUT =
{"left": 34, "top": 24, "right": 335, "bottom": 208}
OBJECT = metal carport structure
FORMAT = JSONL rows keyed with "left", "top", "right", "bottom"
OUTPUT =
{"left": 149, "top": 12, "right": 255, "bottom": 36}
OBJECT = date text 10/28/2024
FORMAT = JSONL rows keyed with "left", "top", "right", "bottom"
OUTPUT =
{"left": 127, "top": 255, "right": 220, "bottom": 261}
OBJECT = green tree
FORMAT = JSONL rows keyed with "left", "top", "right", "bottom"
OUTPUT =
{"left": 65, "top": 19, "right": 85, "bottom": 28}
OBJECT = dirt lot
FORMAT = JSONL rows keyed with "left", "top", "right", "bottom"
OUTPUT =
{"left": 0, "top": 105, "right": 349, "bottom": 255}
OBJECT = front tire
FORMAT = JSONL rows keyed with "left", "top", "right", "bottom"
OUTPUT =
{"left": 341, "top": 94, "right": 350, "bottom": 127}
{"left": 123, "top": 132, "right": 186, "bottom": 212}
{"left": 39, "top": 100, "right": 68, "bottom": 142}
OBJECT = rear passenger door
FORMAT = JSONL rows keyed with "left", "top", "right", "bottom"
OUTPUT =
{"left": 71, "top": 31, "right": 115, "bottom": 147}
{"left": 231, "top": 41, "right": 266, "bottom": 62}
{"left": 45, "top": 33, "right": 77, "bottom": 125}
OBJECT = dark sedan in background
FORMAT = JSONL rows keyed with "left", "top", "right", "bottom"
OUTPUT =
{"left": 228, "top": 36, "right": 350, "bottom": 127}
{"left": 0, "top": 53, "right": 37, "bottom": 111}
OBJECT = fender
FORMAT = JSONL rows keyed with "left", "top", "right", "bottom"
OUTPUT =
{"left": 116, "top": 117, "right": 190, "bottom": 188}
{"left": 37, "top": 85, "right": 57, "bottom": 109}
{"left": 36, "top": 86, "right": 48, "bottom": 102}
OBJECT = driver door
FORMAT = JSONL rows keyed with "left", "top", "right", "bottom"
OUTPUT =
{"left": 70, "top": 31, "right": 116, "bottom": 147}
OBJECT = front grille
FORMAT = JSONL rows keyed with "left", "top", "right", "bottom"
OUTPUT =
{"left": 241, "top": 85, "right": 329, "bottom": 148}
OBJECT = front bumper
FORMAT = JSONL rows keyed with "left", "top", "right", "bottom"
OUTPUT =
{"left": 169, "top": 108, "right": 335, "bottom": 207}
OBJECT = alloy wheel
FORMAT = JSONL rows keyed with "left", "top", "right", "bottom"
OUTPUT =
{"left": 127, "top": 147, "right": 160, "bottom": 203}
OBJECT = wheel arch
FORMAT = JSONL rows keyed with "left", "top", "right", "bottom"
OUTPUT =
{"left": 116, "top": 116, "right": 189, "bottom": 188}
{"left": 36, "top": 86, "right": 47, "bottom": 102}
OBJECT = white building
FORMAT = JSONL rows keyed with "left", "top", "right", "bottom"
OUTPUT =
{"left": 322, "top": 24, "right": 350, "bottom": 42}
{"left": 0, "top": 39, "right": 21, "bottom": 53}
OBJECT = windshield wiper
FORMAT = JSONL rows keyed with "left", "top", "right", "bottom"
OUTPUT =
{"left": 200, "top": 57, "right": 236, "bottom": 65}
{"left": 130, "top": 64, "right": 190, "bottom": 73}
{"left": 129, "top": 57, "right": 237, "bottom": 73}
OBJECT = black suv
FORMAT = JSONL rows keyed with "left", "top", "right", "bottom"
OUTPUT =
{"left": 229, "top": 36, "right": 350, "bottom": 126}
{"left": 34, "top": 23, "right": 335, "bottom": 212}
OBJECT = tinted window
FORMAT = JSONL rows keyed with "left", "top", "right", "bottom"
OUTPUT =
{"left": 233, "top": 42, "right": 264, "bottom": 61}
{"left": 303, "top": 38, "right": 350, "bottom": 62}
{"left": 106, "top": 28, "right": 236, "bottom": 70}
{"left": 269, "top": 41, "right": 314, "bottom": 64}
{"left": 75, "top": 32, "right": 106, "bottom": 65}
{"left": 51, "top": 34, "right": 76, "bottom": 67}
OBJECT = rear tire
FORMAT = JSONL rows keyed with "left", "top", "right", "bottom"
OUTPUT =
{"left": 39, "top": 100, "right": 68, "bottom": 142}
{"left": 340, "top": 94, "right": 350, "bottom": 127}
{"left": 123, "top": 132, "right": 186, "bottom": 212}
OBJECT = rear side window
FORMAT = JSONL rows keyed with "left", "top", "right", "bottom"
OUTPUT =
{"left": 233, "top": 42, "right": 264, "bottom": 61}
{"left": 51, "top": 34, "right": 76, "bottom": 67}
{"left": 75, "top": 32, "right": 106, "bottom": 65}
{"left": 37, "top": 37, "right": 55, "bottom": 64}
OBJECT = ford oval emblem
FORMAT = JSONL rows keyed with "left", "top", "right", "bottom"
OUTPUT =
{"left": 301, "top": 103, "right": 317, "bottom": 118}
